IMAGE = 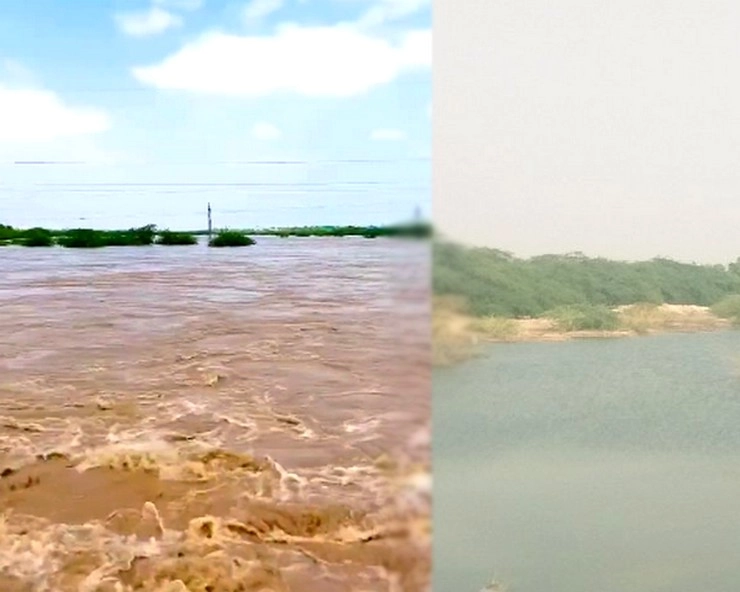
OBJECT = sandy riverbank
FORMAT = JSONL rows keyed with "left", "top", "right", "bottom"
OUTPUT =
{"left": 433, "top": 302, "right": 733, "bottom": 366}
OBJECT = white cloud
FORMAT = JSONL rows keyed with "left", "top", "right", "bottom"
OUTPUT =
{"left": 115, "top": 7, "right": 182, "bottom": 37}
{"left": 0, "top": 59, "right": 37, "bottom": 87}
{"left": 0, "top": 85, "right": 110, "bottom": 143}
{"left": 357, "top": 0, "right": 430, "bottom": 28}
{"left": 153, "top": 0, "right": 203, "bottom": 10}
{"left": 132, "top": 25, "right": 431, "bottom": 97}
{"left": 426, "top": 102, "right": 431, "bottom": 118}
{"left": 243, "top": 0, "right": 283, "bottom": 23}
{"left": 251, "top": 122, "right": 282, "bottom": 140}
{"left": 370, "top": 128, "right": 407, "bottom": 141}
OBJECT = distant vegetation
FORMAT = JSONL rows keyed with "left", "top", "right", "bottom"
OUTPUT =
{"left": 0, "top": 222, "right": 428, "bottom": 248}
{"left": 1, "top": 224, "right": 160, "bottom": 248}
{"left": 156, "top": 230, "right": 198, "bottom": 245}
{"left": 434, "top": 240, "right": 740, "bottom": 318}
{"left": 432, "top": 241, "right": 740, "bottom": 364}
{"left": 194, "top": 222, "right": 432, "bottom": 239}
{"left": 545, "top": 303, "right": 621, "bottom": 331}
{"left": 21, "top": 227, "right": 54, "bottom": 247}
{"left": 56, "top": 229, "right": 107, "bottom": 249}
{"left": 711, "top": 295, "right": 740, "bottom": 325}
{"left": 0, "top": 224, "right": 23, "bottom": 245}
{"left": 209, "top": 230, "right": 255, "bottom": 247}
{"left": 56, "top": 226, "right": 157, "bottom": 248}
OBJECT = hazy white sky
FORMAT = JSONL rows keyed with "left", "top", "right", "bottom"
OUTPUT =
{"left": 435, "top": 0, "right": 740, "bottom": 263}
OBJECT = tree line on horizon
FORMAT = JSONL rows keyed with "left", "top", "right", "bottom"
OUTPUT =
{"left": 0, "top": 221, "right": 432, "bottom": 247}
{"left": 0, "top": 224, "right": 252, "bottom": 248}
{"left": 433, "top": 240, "right": 740, "bottom": 318}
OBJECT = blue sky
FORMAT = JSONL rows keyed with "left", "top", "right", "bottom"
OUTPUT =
{"left": 0, "top": 0, "right": 430, "bottom": 230}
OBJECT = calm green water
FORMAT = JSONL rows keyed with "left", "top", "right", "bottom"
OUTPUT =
{"left": 433, "top": 331, "right": 740, "bottom": 592}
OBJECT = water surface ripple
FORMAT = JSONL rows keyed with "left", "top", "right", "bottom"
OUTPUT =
{"left": 434, "top": 332, "right": 740, "bottom": 592}
{"left": 0, "top": 237, "right": 430, "bottom": 592}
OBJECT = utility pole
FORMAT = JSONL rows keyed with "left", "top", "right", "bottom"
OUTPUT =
{"left": 207, "top": 202, "right": 212, "bottom": 241}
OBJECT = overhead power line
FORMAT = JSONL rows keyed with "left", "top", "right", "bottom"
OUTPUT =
{"left": 5, "top": 157, "right": 430, "bottom": 166}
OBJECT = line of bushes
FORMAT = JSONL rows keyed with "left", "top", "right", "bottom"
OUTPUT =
{"left": 0, "top": 221, "right": 429, "bottom": 248}
{"left": 196, "top": 222, "right": 432, "bottom": 239}
{"left": 56, "top": 225, "right": 159, "bottom": 248}
{"left": 434, "top": 240, "right": 740, "bottom": 318}
{"left": 2, "top": 224, "right": 164, "bottom": 248}
{"left": 0, "top": 224, "right": 255, "bottom": 248}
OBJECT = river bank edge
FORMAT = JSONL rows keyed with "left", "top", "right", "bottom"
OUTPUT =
{"left": 433, "top": 303, "right": 735, "bottom": 367}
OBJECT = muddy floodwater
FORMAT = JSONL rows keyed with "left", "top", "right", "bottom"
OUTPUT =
{"left": 0, "top": 237, "right": 430, "bottom": 592}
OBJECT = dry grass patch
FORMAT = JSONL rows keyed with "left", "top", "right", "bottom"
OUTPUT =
{"left": 617, "top": 303, "right": 673, "bottom": 334}
{"left": 467, "top": 316, "right": 519, "bottom": 340}
{"left": 617, "top": 303, "right": 726, "bottom": 333}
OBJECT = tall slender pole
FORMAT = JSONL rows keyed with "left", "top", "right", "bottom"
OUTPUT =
{"left": 207, "top": 202, "right": 212, "bottom": 241}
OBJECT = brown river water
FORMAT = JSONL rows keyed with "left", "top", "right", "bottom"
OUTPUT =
{"left": 0, "top": 237, "right": 430, "bottom": 592}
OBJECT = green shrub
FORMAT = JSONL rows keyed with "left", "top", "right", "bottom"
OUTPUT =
{"left": 156, "top": 230, "right": 198, "bottom": 245}
{"left": 57, "top": 225, "right": 157, "bottom": 248}
{"left": 22, "top": 227, "right": 54, "bottom": 247}
{"left": 546, "top": 304, "right": 620, "bottom": 332}
{"left": 711, "top": 295, "right": 740, "bottom": 323}
{"left": 209, "top": 230, "right": 255, "bottom": 247}
{"left": 103, "top": 225, "right": 157, "bottom": 246}
{"left": 378, "top": 222, "right": 432, "bottom": 239}
{"left": 102, "top": 231, "right": 134, "bottom": 246}
{"left": 58, "top": 229, "right": 106, "bottom": 248}
{"left": 130, "top": 224, "right": 156, "bottom": 245}
{"left": 0, "top": 224, "right": 20, "bottom": 241}
{"left": 243, "top": 223, "right": 431, "bottom": 239}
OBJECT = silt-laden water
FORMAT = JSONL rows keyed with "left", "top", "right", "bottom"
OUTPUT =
{"left": 0, "top": 237, "right": 430, "bottom": 592}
